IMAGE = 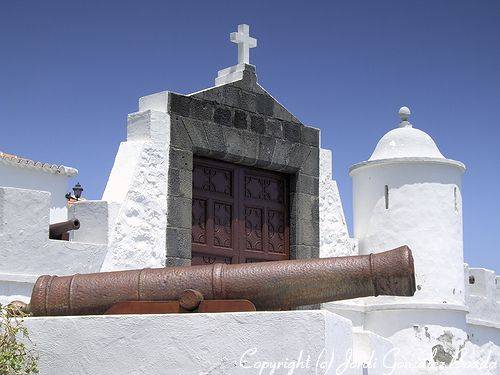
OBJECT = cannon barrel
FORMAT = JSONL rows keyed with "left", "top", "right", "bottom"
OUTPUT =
{"left": 49, "top": 219, "right": 80, "bottom": 240}
{"left": 29, "top": 245, "right": 416, "bottom": 316}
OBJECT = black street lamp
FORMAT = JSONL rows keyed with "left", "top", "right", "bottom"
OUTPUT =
{"left": 66, "top": 183, "right": 84, "bottom": 202}
{"left": 72, "top": 182, "right": 83, "bottom": 201}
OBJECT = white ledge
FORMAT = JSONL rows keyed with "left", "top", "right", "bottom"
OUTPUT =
{"left": 349, "top": 157, "right": 466, "bottom": 174}
{"left": 467, "top": 317, "right": 500, "bottom": 330}
{"left": 0, "top": 273, "right": 39, "bottom": 284}
{"left": 327, "top": 301, "right": 469, "bottom": 314}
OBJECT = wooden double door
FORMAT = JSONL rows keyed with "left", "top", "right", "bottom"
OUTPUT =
{"left": 191, "top": 157, "right": 290, "bottom": 265}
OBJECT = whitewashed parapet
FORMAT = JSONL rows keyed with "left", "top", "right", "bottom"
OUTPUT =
{"left": 0, "top": 186, "right": 107, "bottom": 275}
{"left": 319, "top": 148, "right": 358, "bottom": 258}
{"left": 0, "top": 186, "right": 107, "bottom": 305}
{"left": 68, "top": 200, "right": 118, "bottom": 245}
{"left": 25, "top": 311, "right": 355, "bottom": 375}
{"left": 465, "top": 265, "right": 500, "bottom": 328}
{"left": 0, "top": 160, "right": 74, "bottom": 223}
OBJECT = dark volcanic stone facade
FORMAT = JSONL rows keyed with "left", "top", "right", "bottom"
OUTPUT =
{"left": 165, "top": 64, "right": 320, "bottom": 266}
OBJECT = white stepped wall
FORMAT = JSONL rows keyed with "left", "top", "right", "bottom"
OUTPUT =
{"left": 319, "top": 148, "right": 357, "bottom": 258}
{"left": 101, "top": 109, "right": 170, "bottom": 271}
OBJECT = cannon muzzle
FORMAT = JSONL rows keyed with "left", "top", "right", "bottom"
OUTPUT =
{"left": 49, "top": 219, "right": 80, "bottom": 240}
{"left": 28, "top": 245, "right": 415, "bottom": 316}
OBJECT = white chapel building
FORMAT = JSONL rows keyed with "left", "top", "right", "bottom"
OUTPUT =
{"left": 1, "top": 24, "right": 499, "bottom": 374}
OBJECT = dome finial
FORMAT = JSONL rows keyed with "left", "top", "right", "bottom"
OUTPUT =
{"left": 398, "top": 106, "right": 412, "bottom": 128}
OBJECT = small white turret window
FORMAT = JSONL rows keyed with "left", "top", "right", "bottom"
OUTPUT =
{"left": 385, "top": 185, "right": 389, "bottom": 210}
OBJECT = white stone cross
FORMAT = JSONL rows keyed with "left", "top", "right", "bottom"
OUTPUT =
{"left": 230, "top": 24, "right": 257, "bottom": 65}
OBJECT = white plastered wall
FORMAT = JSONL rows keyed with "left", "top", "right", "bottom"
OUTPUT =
{"left": 352, "top": 161, "right": 465, "bottom": 307}
{"left": 25, "top": 311, "right": 358, "bottom": 375}
{"left": 100, "top": 105, "right": 170, "bottom": 271}
{"left": 0, "top": 163, "right": 70, "bottom": 223}
{"left": 465, "top": 266, "right": 500, "bottom": 345}
{"left": 319, "top": 148, "right": 357, "bottom": 258}
{"left": 0, "top": 100, "right": 172, "bottom": 304}
{"left": 0, "top": 187, "right": 107, "bottom": 305}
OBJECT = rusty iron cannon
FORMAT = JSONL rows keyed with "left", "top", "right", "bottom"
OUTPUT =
{"left": 21, "top": 245, "right": 415, "bottom": 316}
{"left": 49, "top": 219, "right": 80, "bottom": 240}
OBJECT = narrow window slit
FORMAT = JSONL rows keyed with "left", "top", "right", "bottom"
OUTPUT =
{"left": 384, "top": 185, "right": 389, "bottom": 210}
{"left": 454, "top": 187, "right": 459, "bottom": 213}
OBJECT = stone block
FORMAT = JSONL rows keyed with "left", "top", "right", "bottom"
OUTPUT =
{"left": 189, "top": 99, "right": 214, "bottom": 121}
{"left": 213, "top": 107, "right": 232, "bottom": 127}
{"left": 220, "top": 85, "right": 242, "bottom": 108}
{"left": 250, "top": 115, "right": 265, "bottom": 134}
{"left": 165, "top": 227, "right": 192, "bottom": 259}
{"left": 228, "top": 65, "right": 265, "bottom": 94}
{"left": 240, "top": 131, "right": 259, "bottom": 166}
{"left": 256, "top": 136, "right": 275, "bottom": 168}
{"left": 290, "top": 193, "right": 320, "bottom": 224}
{"left": 222, "top": 127, "right": 244, "bottom": 164}
{"left": 290, "top": 245, "right": 320, "bottom": 259}
{"left": 169, "top": 93, "right": 191, "bottom": 117}
{"left": 256, "top": 93, "right": 273, "bottom": 116}
{"left": 191, "top": 87, "right": 221, "bottom": 102}
{"left": 168, "top": 168, "right": 192, "bottom": 198}
{"left": 291, "top": 173, "right": 319, "bottom": 195}
{"left": 169, "top": 147, "right": 193, "bottom": 171}
{"left": 292, "top": 217, "right": 320, "bottom": 247}
{"left": 182, "top": 119, "right": 209, "bottom": 152}
{"left": 285, "top": 143, "right": 310, "bottom": 172}
{"left": 272, "top": 101, "right": 294, "bottom": 122}
{"left": 203, "top": 122, "right": 227, "bottom": 158}
{"left": 167, "top": 196, "right": 192, "bottom": 229}
{"left": 170, "top": 117, "right": 194, "bottom": 150}
{"left": 240, "top": 66, "right": 259, "bottom": 89}
{"left": 290, "top": 114, "right": 302, "bottom": 124}
{"left": 233, "top": 110, "right": 248, "bottom": 129}
{"left": 265, "top": 119, "right": 283, "bottom": 138}
{"left": 283, "top": 122, "right": 301, "bottom": 143}
{"left": 218, "top": 64, "right": 260, "bottom": 92}
{"left": 269, "top": 138, "right": 290, "bottom": 171}
{"left": 165, "top": 256, "right": 191, "bottom": 267}
{"left": 239, "top": 89, "right": 258, "bottom": 113}
{"left": 301, "top": 126, "right": 320, "bottom": 147}
{"left": 301, "top": 147, "right": 320, "bottom": 176}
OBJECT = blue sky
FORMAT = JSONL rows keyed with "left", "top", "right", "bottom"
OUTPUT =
{"left": 1, "top": 1, "right": 499, "bottom": 271}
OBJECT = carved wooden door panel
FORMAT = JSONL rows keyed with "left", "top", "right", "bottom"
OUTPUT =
{"left": 191, "top": 157, "right": 289, "bottom": 265}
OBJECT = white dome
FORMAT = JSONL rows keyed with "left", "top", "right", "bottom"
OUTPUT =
{"left": 369, "top": 126, "right": 444, "bottom": 161}
{"left": 368, "top": 106, "right": 444, "bottom": 161}
{"left": 350, "top": 106, "right": 465, "bottom": 174}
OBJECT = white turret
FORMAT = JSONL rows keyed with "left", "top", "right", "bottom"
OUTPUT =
{"left": 350, "top": 106, "right": 466, "bottom": 308}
